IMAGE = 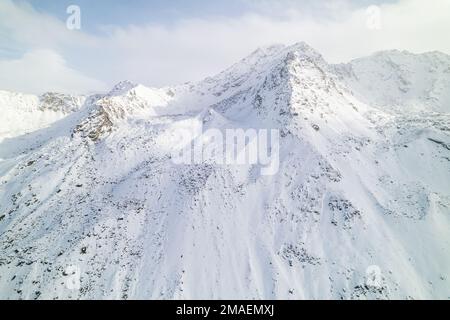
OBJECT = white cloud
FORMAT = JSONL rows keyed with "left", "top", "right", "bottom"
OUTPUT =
{"left": 0, "top": 0, "right": 449, "bottom": 93}
{"left": 0, "top": 0, "right": 95, "bottom": 52}
{"left": 0, "top": 49, "right": 107, "bottom": 95}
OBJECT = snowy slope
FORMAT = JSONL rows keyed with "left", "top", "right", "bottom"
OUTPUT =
{"left": 0, "top": 43, "right": 449, "bottom": 300}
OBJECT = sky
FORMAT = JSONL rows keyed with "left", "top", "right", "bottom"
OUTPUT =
{"left": 0, "top": 0, "right": 449, "bottom": 94}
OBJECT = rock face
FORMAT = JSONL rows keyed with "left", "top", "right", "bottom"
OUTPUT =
{"left": 0, "top": 43, "right": 449, "bottom": 300}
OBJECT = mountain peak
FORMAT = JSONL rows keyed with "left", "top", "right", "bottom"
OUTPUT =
{"left": 359, "top": 49, "right": 450, "bottom": 64}
{"left": 288, "top": 41, "right": 319, "bottom": 53}
{"left": 336, "top": 48, "right": 450, "bottom": 112}
{"left": 245, "top": 42, "right": 324, "bottom": 65}
{"left": 1, "top": 42, "right": 450, "bottom": 300}
{"left": 108, "top": 80, "right": 139, "bottom": 96}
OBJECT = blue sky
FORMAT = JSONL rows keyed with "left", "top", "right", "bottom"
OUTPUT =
{"left": 29, "top": 0, "right": 251, "bottom": 31}
{"left": 29, "top": 0, "right": 404, "bottom": 34}
{"left": 1, "top": 0, "right": 449, "bottom": 94}
{"left": 28, "top": 0, "right": 392, "bottom": 30}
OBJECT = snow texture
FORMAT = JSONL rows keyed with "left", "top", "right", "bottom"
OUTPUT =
{"left": 0, "top": 42, "right": 449, "bottom": 300}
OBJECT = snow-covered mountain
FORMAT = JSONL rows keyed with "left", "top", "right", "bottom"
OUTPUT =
{"left": 0, "top": 42, "right": 449, "bottom": 300}
{"left": 0, "top": 91, "right": 86, "bottom": 140}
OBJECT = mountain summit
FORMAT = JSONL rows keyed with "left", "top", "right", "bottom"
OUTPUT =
{"left": 0, "top": 43, "right": 449, "bottom": 299}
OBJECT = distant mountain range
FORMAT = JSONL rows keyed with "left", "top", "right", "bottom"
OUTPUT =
{"left": 0, "top": 42, "right": 449, "bottom": 299}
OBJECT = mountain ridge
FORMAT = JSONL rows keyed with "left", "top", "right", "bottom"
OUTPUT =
{"left": 0, "top": 42, "right": 449, "bottom": 299}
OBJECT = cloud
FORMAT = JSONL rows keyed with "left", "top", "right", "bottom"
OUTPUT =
{"left": 0, "top": 49, "right": 107, "bottom": 94}
{"left": 90, "top": 0, "right": 450, "bottom": 86}
{"left": 0, "top": 0, "right": 95, "bottom": 52}
{"left": 0, "top": 0, "right": 450, "bottom": 93}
